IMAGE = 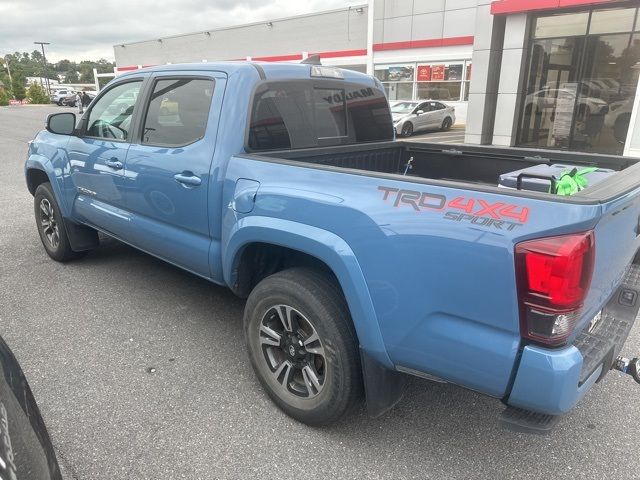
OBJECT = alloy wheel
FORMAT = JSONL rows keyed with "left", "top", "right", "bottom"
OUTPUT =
{"left": 258, "top": 304, "right": 326, "bottom": 398}
{"left": 39, "top": 198, "right": 60, "bottom": 249}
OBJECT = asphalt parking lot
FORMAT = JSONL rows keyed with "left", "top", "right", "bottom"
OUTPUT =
{"left": 410, "top": 125, "right": 466, "bottom": 144}
{"left": 1, "top": 105, "right": 640, "bottom": 480}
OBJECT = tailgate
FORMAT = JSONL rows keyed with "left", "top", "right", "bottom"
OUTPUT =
{"left": 573, "top": 185, "right": 640, "bottom": 342}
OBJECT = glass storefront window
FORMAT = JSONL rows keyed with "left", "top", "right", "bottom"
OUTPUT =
{"left": 518, "top": 7, "right": 640, "bottom": 155}
{"left": 589, "top": 8, "right": 636, "bottom": 35}
{"left": 375, "top": 61, "right": 471, "bottom": 103}
{"left": 416, "top": 82, "right": 461, "bottom": 101}
{"left": 374, "top": 65, "right": 414, "bottom": 82}
{"left": 382, "top": 82, "right": 414, "bottom": 101}
{"left": 534, "top": 12, "right": 589, "bottom": 38}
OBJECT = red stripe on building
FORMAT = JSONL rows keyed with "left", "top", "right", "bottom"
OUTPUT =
{"left": 373, "top": 36, "right": 474, "bottom": 51}
{"left": 491, "top": 0, "right": 623, "bottom": 14}
{"left": 252, "top": 53, "right": 303, "bottom": 62}
{"left": 315, "top": 48, "right": 368, "bottom": 58}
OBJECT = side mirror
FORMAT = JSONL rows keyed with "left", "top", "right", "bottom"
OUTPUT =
{"left": 46, "top": 112, "right": 76, "bottom": 135}
{"left": 416, "top": 110, "right": 425, "bottom": 115}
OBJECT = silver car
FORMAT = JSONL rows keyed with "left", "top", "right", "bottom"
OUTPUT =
{"left": 391, "top": 100, "right": 456, "bottom": 137}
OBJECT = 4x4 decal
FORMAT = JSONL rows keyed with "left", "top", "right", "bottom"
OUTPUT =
{"left": 378, "top": 186, "right": 529, "bottom": 231}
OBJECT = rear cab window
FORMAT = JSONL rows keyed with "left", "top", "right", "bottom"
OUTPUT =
{"left": 248, "top": 80, "right": 393, "bottom": 151}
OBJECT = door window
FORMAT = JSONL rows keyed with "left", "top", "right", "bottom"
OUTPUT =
{"left": 86, "top": 81, "right": 142, "bottom": 141}
{"left": 142, "top": 78, "right": 215, "bottom": 147}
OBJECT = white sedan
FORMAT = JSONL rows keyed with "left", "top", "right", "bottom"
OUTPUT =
{"left": 391, "top": 100, "right": 456, "bottom": 137}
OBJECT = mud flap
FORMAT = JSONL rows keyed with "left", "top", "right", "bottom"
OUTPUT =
{"left": 64, "top": 220, "right": 99, "bottom": 252}
{"left": 360, "top": 347, "right": 407, "bottom": 418}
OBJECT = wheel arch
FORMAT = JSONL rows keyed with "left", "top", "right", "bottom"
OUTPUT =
{"left": 25, "top": 156, "right": 68, "bottom": 211}
{"left": 224, "top": 216, "right": 393, "bottom": 369}
{"left": 26, "top": 167, "right": 50, "bottom": 196}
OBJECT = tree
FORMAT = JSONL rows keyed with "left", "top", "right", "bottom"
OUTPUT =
{"left": 0, "top": 88, "right": 9, "bottom": 106}
{"left": 11, "top": 72, "right": 26, "bottom": 100}
{"left": 26, "top": 83, "right": 49, "bottom": 104}
{"left": 64, "top": 70, "right": 79, "bottom": 83}
{"left": 55, "top": 59, "right": 73, "bottom": 73}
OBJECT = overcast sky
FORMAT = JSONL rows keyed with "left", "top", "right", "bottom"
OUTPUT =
{"left": 0, "top": 0, "right": 360, "bottom": 62}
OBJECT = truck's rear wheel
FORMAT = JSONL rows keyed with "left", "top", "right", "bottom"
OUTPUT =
{"left": 34, "top": 182, "right": 86, "bottom": 262}
{"left": 244, "top": 268, "right": 362, "bottom": 426}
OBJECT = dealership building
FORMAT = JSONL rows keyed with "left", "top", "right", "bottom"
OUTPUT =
{"left": 114, "top": 0, "right": 640, "bottom": 157}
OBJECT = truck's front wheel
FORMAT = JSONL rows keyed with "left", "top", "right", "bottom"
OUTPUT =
{"left": 34, "top": 183, "right": 86, "bottom": 262}
{"left": 244, "top": 268, "right": 362, "bottom": 426}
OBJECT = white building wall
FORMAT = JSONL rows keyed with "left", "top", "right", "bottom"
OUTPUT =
{"left": 113, "top": 1, "right": 487, "bottom": 125}
{"left": 114, "top": 6, "right": 368, "bottom": 67}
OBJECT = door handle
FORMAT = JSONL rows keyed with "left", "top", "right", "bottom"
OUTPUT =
{"left": 104, "top": 158, "right": 123, "bottom": 170}
{"left": 174, "top": 172, "right": 202, "bottom": 187}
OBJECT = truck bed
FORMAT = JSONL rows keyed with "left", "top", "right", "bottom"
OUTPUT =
{"left": 248, "top": 141, "right": 640, "bottom": 203}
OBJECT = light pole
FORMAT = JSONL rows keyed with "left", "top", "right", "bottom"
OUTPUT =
{"left": 34, "top": 41, "right": 51, "bottom": 95}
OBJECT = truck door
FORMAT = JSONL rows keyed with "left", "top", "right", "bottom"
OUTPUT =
{"left": 66, "top": 79, "right": 144, "bottom": 238}
{"left": 122, "top": 72, "right": 225, "bottom": 278}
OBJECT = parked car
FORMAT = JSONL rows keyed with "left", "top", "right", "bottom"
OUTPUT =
{"left": 524, "top": 87, "right": 609, "bottom": 117}
{"left": 391, "top": 100, "right": 456, "bottom": 137}
{"left": 50, "top": 89, "right": 75, "bottom": 106}
{"left": 0, "top": 334, "right": 62, "bottom": 479}
{"left": 25, "top": 62, "right": 640, "bottom": 431}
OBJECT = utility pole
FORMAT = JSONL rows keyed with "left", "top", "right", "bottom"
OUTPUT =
{"left": 2, "top": 55, "right": 16, "bottom": 98}
{"left": 1, "top": 55, "right": 12, "bottom": 94}
{"left": 34, "top": 42, "right": 51, "bottom": 95}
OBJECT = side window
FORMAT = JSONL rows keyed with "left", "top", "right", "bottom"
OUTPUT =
{"left": 142, "top": 78, "right": 215, "bottom": 147}
{"left": 415, "top": 103, "right": 427, "bottom": 113}
{"left": 434, "top": 102, "right": 446, "bottom": 110}
{"left": 86, "top": 81, "right": 142, "bottom": 141}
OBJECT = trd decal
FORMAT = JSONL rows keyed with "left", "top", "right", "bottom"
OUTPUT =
{"left": 378, "top": 186, "right": 529, "bottom": 231}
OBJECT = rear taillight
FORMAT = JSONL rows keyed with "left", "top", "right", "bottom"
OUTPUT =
{"left": 515, "top": 231, "right": 595, "bottom": 346}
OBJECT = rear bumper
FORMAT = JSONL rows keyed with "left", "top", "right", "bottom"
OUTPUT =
{"left": 507, "top": 344, "right": 600, "bottom": 415}
{"left": 507, "top": 264, "right": 640, "bottom": 415}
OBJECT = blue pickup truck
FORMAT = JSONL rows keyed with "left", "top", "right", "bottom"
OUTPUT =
{"left": 25, "top": 62, "right": 640, "bottom": 430}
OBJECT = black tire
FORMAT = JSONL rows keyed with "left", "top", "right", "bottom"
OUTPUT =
{"left": 34, "top": 182, "right": 86, "bottom": 262}
{"left": 441, "top": 117, "right": 453, "bottom": 131}
{"left": 244, "top": 268, "right": 362, "bottom": 426}
{"left": 57, "top": 99, "right": 63, "bottom": 106}
{"left": 401, "top": 122, "right": 413, "bottom": 137}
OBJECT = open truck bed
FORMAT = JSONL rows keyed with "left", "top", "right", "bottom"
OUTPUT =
{"left": 248, "top": 141, "right": 640, "bottom": 204}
